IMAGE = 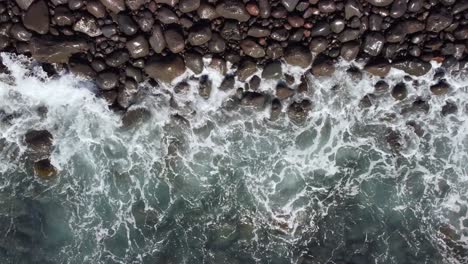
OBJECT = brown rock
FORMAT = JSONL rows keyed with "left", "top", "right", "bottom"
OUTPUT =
{"left": 99, "top": 0, "right": 126, "bottom": 13}
{"left": 144, "top": 55, "right": 186, "bottom": 83}
{"left": 23, "top": 0, "right": 49, "bottom": 34}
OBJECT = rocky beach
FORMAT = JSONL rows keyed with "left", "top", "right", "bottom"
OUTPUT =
{"left": 0, "top": 0, "right": 468, "bottom": 263}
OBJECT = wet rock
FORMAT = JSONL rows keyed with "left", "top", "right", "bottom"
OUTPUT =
{"left": 430, "top": 80, "right": 450, "bottom": 95}
{"left": 266, "top": 43, "right": 284, "bottom": 59}
{"left": 364, "top": 58, "right": 391, "bottom": 77}
{"left": 407, "top": 0, "right": 423, "bottom": 12}
{"left": 180, "top": 0, "right": 200, "bottom": 13}
{"left": 392, "top": 58, "right": 431, "bottom": 76}
{"left": 125, "top": 66, "right": 142, "bottom": 82}
{"left": 69, "top": 62, "right": 96, "bottom": 79}
{"left": 137, "top": 11, "right": 155, "bottom": 32}
{"left": 96, "top": 71, "right": 119, "bottom": 90}
{"left": 23, "top": 0, "right": 49, "bottom": 34}
{"left": 318, "top": 0, "right": 336, "bottom": 13}
{"left": 15, "top": 0, "right": 35, "bottom": 10}
{"left": 241, "top": 92, "right": 267, "bottom": 108}
{"left": 24, "top": 130, "right": 53, "bottom": 160}
{"left": 309, "top": 37, "right": 329, "bottom": 54}
{"left": 29, "top": 37, "right": 89, "bottom": 63}
{"left": 197, "top": 3, "right": 218, "bottom": 20}
{"left": 374, "top": 80, "right": 389, "bottom": 93}
{"left": 330, "top": 19, "right": 345, "bottom": 33}
{"left": 144, "top": 54, "right": 186, "bottom": 83}
{"left": 149, "top": 25, "right": 166, "bottom": 53}
{"left": 347, "top": 67, "right": 362, "bottom": 81}
{"left": 219, "top": 75, "right": 235, "bottom": 90}
{"left": 237, "top": 59, "right": 257, "bottom": 81}
{"left": 216, "top": 0, "right": 250, "bottom": 22}
{"left": 164, "top": 28, "right": 185, "bottom": 53}
{"left": 156, "top": 7, "right": 179, "bottom": 24}
{"left": 69, "top": 0, "right": 85, "bottom": 10}
{"left": 338, "top": 29, "right": 360, "bottom": 42}
{"left": 310, "top": 21, "right": 331, "bottom": 37}
{"left": 174, "top": 81, "right": 190, "bottom": 94}
{"left": 198, "top": 75, "right": 212, "bottom": 99}
{"left": 10, "top": 24, "right": 32, "bottom": 42}
{"left": 117, "top": 14, "right": 138, "bottom": 36}
{"left": 390, "top": 0, "right": 407, "bottom": 18}
{"left": 73, "top": 16, "right": 102, "bottom": 37}
{"left": 366, "top": 0, "right": 394, "bottom": 6}
{"left": 311, "top": 55, "right": 335, "bottom": 77}
{"left": 386, "top": 24, "right": 406, "bottom": 43}
{"left": 249, "top": 75, "right": 261, "bottom": 90}
{"left": 240, "top": 39, "right": 265, "bottom": 58}
{"left": 391, "top": 82, "right": 407, "bottom": 100}
{"left": 258, "top": 0, "right": 271, "bottom": 18}
{"left": 288, "top": 16, "right": 304, "bottom": 28}
{"left": 262, "top": 61, "right": 282, "bottom": 79}
{"left": 369, "top": 14, "right": 383, "bottom": 31}
{"left": 276, "top": 83, "right": 294, "bottom": 99}
{"left": 209, "top": 57, "right": 227, "bottom": 75}
{"left": 345, "top": 0, "right": 362, "bottom": 20}
{"left": 270, "top": 28, "right": 289, "bottom": 41}
{"left": 247, "top": 26, "right": 270, "bottom": 38}
{"left": 441, "top": 101, "right": 457, "bottom": 116}
{"left": 87, "top": 1, "right": 107, "bottom": 18}
{"left": 454, "top": 26, "right": 468, "bottom": 40}
{"left": 32, "top": 158, "right": 58, "bottom": 180}
{"left": 453, "top": 1, "right": 468, "bottom": 14}
{"left": 126, "top": 35, "right": 149, "bottom": 58}
{"left": 185, "top": 51, "right": 204, "bottom": 74}
{"left": 402, "top": 20, "right": 425, "bottom": 34}
{"left": 122, "top": 108, "right": 151, "bottom": 128}
{"left": 284, "top": 45, "right": 312, "bottom": 68}
{"left": 101, "top": 25, "right": 117, "bottom": 37}
{"left": 426, "top": 11, "right": 453, "bottom": 33}
{"left": 99, "top": 0, "right": 126, "bottom": 13}
{"left": 340, "top": 41, "right": 360, "bottom": 61}
{"left": 270, "top": 98, "right": 282, "bottom": 121}
{"left": 221, "top": 20, "right": 241, "bottom": 41}
{"left": 287, "top": 99, "right": 311, "bottom": 125}
{"left": 246, "top": 2, "right": 259, "bottom": 16}
{"left": 363, "top": 32, "right": 385, "bottom": 56}
{"left": 281, "top": 0, "right": 300, "bottom": 12}
{"left": 53, "top": 7, "right": 75, "bottom": 26}
{"left": 188, "top": 24, "right": 212, "bottom": 46}
{"left": 155, "top": 0, "right": 178, "bottom": 6}
{"left": 105, "top": 50, "right": 129, "bottom": 67}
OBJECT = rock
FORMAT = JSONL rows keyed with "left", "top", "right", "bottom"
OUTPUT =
{"left": 288, "top": 16, "right": 305, "bottom": 28}
{"left": 281, "top": 0, "right": 300, "bottom": 12}
{"left": 237, "top": 60, "right": 257, "bottom": 81}
{"left": 262, "top": 61, "right": 282, "bottom": 79}
{"left": 241, "top": 92, "right": 267, "bottom": 108}
{"left": 156, "top": 7, "right": 179, "bottom": 24}
{"left": 240, "top": 39, "right": 265, "bottom": 58}
{"left": 276, "top": 83, "right": 294, "bottom": 99}
{"left": 221, "top": 20, "right": 241, "bottom": 40}
{"left": 10, "top": 24, "right": 32, "bottom": 42}
{"left": 366, "top": 0, "right": 394, "bottom": 6}
{"left": 69, "top": 0, "right": 85, "bottom": 10}
{"left": 430, "top": 80, "right": 450, "bottom": 95}
{"left": 29, "top": 37, "right": 89, "bottom": 63}
{"left": 185, "top": 51, "right": 204, "bottom": 74}
{"left": 270, "top": 28, "right": 289, "bottom": 41}
{"left": 392, "top": 58, "right": 431, "bottom": 76}
{"left": 53, "top": 7, "right": 75, "bottom": 26}
{"left": 122, "top": 108, "right": 151, "bottom": 128}
{"left": 318, "top": 0, "right": 336, "bottom": 13}
{"left": 23, "top": 0, "right": 49, "bottom": 35}
{"left": 426, "top": 11, "right": 453, "bottom": 33}
{"left": 369, "top": 14, "right": 383, "bottom": 31}
{"left": 73, "top": 16, "right": 101, "bottom": 37}
{"left": 149, "top": 24, "right": 166, "bottom": 53}
{"left": 174, "top": 81, "right": 190, "bottom": 94}
{"left": 246, "top": 2, "right": 259, "bottom": 16}
{"left": 188, "top": 24, "right": 212, "bottom": 46}
{"left": 270, "top": 98, "right": 282, "bottom": 121}
{"left": 144, "top": 55, "right": 186, "bottom": 83}
{"left": 101, "top": 25, "right": 117, "bottom": 37}
{"left": 87, "top": 1, "right": 107, "bottom": 18}
{"left": 249, "top": 75, "right": 261, "bottom": 90}
{"left": 374, "top": 80, "right": 389, "bottom": 94}
{"left": 219, "top": 75, "right": 235, "bottom": 90}
{"left": 287, "top": 100, "right": 311, "bottom": 125}
{"left": 391, "top": 83, "right": 407, "bottom": 100}
{"left": 125, "top": 66, "right": 142, "bottom": 82}
{"left": 216, "top": 0, "right": 250, "bottom": 22}
{"left": 247, "top": 26, "right": 270, "bottom": 38}
{"left": 454, "top": 26, "right": 468, "bottom": 40}
{"left": 99, "top": 0, "right": 126, "bottom": 13}
{"left": 441, "top": 101, "right": 457, "bottom": 116}
{"left": 407, "top": 0, "right": 423, "bottom": 12}
{"left": 390, "top": 0, "right": 407, "bottom": 18}
{"left": 330, "top": 19, "right": 346, "bottom": 33}
{"left": 267, "top": 43, "right": 284, "bottom": 59}
{"left": 96, "top": 71, "right": 119, "bottom": 90}
{"left": 34, "top": 159, "right": 57, "bottom": 179}
{"left": 338, "top": 29, "right": 360, "bottom": 42}
{"left": 309, "top": 38, "right": 328, "bottom": 54}
{"left": 117, "top": 14, "right": 138, "bottom": 35}
{"left": 137, "top": 11, "right": 154, "bottom": 32}
{"left": 310, "top": 22, "right": 331, "bottom": 37}
{"left": 24, "top": 130, "right": 53, "bottom": 160}
{"left": 198, "top": 75, "right": 212, "bottom": 99}
{"left": 364, "top": 58, "right": 391, "bottom": 77}
{"left": 197, "top": 3, "right": 218, "bottom": 20}
{"left": 258, "top": 0, "right": 271, "bottom": 18}
{"left": 69, "top": 62, "right": 96, "bottom": 79}
{"left": 164, "top": 28, "right": 185, "bottom": 53}
{"left": 15, "top": 0, "right": 35, "bottom": 10}
{"left": 126, "top": 35, "right": 149, "bottom": 58}
{"left": 345, "top": 0, "right": 362, "bottom": 20}
{"left": 402, "top": 20, "right": 425, "bottom": 34}
{"left": 179, "top": 0, "right": 200, "bottom": 12}
{"left": 284, "top": 45, "right": 312, "bottom": 68}
{"left": 209, "top": 57, "right": 227, "bottom": 75}
{"left": 453, "top": 0, "right": 468, "bottom": 14}
{"left": 105, "top": 50, "right": 129, "bottom": 67}
{"left": 340, "top": 41, "right": 360, "bottom": 61}
{"left": 311, "top": 55, "right": 335, "bottom": 77}
{"left": 363, "top": 32, "right": 385, "bottom": 56}
{"left": 126, "top": 0, "right": 146, "bottom": 10}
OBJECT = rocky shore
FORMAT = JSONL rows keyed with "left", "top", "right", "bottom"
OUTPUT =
{"left": 1, "top": 0, "right": 467, "bottom": 177}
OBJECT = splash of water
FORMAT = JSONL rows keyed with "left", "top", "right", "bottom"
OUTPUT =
{"left": 0, "top": 53, "right": 467, "bottom": 263}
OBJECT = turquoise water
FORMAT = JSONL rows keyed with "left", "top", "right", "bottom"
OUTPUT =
{"left": 0, "top": 54, "right": 468, "bottom": 263}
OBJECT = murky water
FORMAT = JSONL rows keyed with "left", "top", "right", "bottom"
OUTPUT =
{"left": 0, "top": 53, "right": 467, "bottom": 264}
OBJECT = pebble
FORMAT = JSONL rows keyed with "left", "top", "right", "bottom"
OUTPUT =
{"left": 99, "top": 0, "right": 126, "bottom": 13}
{"left": 338, "top": 29, "right": 360, "bottom": 42}
{"left": 117, "top": 14, "right": 138, "bottom": 36}
{"left": 363, "top": 32, "right": 385, "bottom": 56}
{"left": 87, "top": 1, "right": 106, "bottom": 18}
{"left": 126, "top": 0, "right": 146, "bottom": 10}
{"left": 310, "top": 21, "right": 331, "bottom": 37}
{"left": 364, "top": 59, "right": 391, "bottom": 77}
{"left": 216, "top": 0, "right": 250, "bottom": 22}
{"left": 237, "top": 59, "right": 257, "bottom": 81}
{"left": 197, "top": 3, "right": 218, "bottom": 20}
{"left": 391, "top": 83, "right": 408, "bottom": 100}
{"left": 258, "top": 0, "right": 271, "bottom": 18}
{"left": 149, "top": 24, "right": 166, "bottom": 53}
{"left": 126, "top": 35, "right": 149, "bottom": 58}
{"left": 54, "top": 7, "right": 75, "bottom": 26}
{"left": 246, "top": 2, "right": 259, "bottom": 16}
{"left": 281, "top": 0, "right": 300, "bottom": 12}
{"left": 15, "top": 0, "right": 35, "bottom": 10}
{"left": 309, "top": 37, "right": 328, "bottom": 54}
{"left": 240, "top": 39, "right": 265, "bottom": 58}
{"left": 247, "top": 26, "right": 270, "bottom": 38}
{"left": 284, "top": 45, "right": 312, "bottom": 68}
{"left": 311, "top": 55, "right": 335, "bottom": 77}
{"left": 319, "top": 0, "right": 336, "bottom": 13}
{"left": 73, "top": 16, "right": 102, "bottom": 37}
{"left": 179, "top": 0, "right": 200, "bottom": 13}
{"left": 164, "top": 28, "right": 185, "bottom": 53}
{"left": 157, "top": 7, "right": 179, "bottom": 24}
{"left": 96, "top": 71, "right": 119, "bottom": 90}
{"left": 10, "top": 23, "right": 32, "bottom": 41}
{"left": 188, "top": 24, "right": 212, "bottom": 46}
{"left": 330, "top": 19, "right": 346, "bottom": 33}
{"left": 185, "top": 51, "right": 204, "bottom": 74}
{"left": 340, "top": 41, "right": 360, "bottom": 61}
{"left": 262, "top": 61, "right": 282, "bottom": 79}
{"left": 366, "top": 0, "right": 394, "bottom": 7}
{"left": 137, "top": 11, "right": 155, "bottom": 32}
{"left": 144, "top": 54, "right": 186, "bottom": 83}
{"left": 276, "top": 83, "right": 294, "bottom": 99}
{"left": 287, "top": 99, "right": 311, "bottom": 125}
{"left": 426, "top": 11, "right": 453, "bottom": 33}
{"left": 430, "top": 80, "right": 450, "bottom": 95}
{"left": 105, "top": 50, "right": 129, "bottom": 67}
{"left": 392, "top": 58, "right": 432, "bottom": 76}
{"left": 208, "top": 33, "right": 226, "bottom": 53}
{"left": 345, "top": 0, "right": 362, "bottom": 19}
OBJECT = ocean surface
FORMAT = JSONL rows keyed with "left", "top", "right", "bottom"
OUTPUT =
{"left": 0, "top": 53, "right": 467, "bottom": 264}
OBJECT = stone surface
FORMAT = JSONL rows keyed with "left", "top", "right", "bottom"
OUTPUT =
{"left": 23, "top": 0, "right": 49, "bottom": 34}
{"left": 126, "top": 35, "right": 149, "bottom": 58}
{"left": 29, "top": 37, "right": 89, "bottom": 63}
{"left": 144, "top": 55, "right": 186, "bottom": 83}
{"left": 284, "top": 45, "right": 312, "bottom": 68}
{"left": 216, "top": 0, "right": 250, "bottom": 22}
{"left": 392, "top": 58, "right": 432, "bottom": 76}
{"left": 99, "top": 0, "right": 126, "bottom": 13}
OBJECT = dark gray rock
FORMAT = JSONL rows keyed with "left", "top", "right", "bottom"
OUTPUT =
{"left": 241, "top": 92, "right": 267, "bottom": 109}
{"left": 338, "top": 29, "right": 360, "bottom": 42}
{"left": 144, "top": 54, "right": 186, "bottom": 83}
{"left": 101, "top": 25, "right": 117, "bottom": 37}
{"left": 281, "top": 0, "right": 300, "bottom": 12}
{"left": 23, "top": 0, "right": 49, "bottom": 34}
{"left": 407, "top": 0, "right": 423, "bottom": 12}
{"left": 122, "top": 108, "right": 151, "bottom": 128}
{"left": 284, "top": 45, "right": 312, "bottom": 68}
{"left": 198, "top": 75, "right": 212, "bottom": 98}
{"left": 126, "top": 35, "right": 149, "bottom": 58}
{"left": 15, "top": 0, "right": 34, "bottom": 10}
{"left": 287, "top": 99, "right": 311, "bottom": 125}
{"left": 270, "top": 28, "right": 289, "bottom": 41}
{"left": 126, "top": 0, "right": 146, "bottom": 10}
{"left": 249, "top": 75, "right": 261, "bottom": 90}
{"left": 221, "top": 20, "right": 241, "bottom": 40}
{"left": 311, "top": 55, "right": 335, "bottom": 77}
{"left": 185, "top": 51, "right": 204, "bottom": 74}
{"left": 149, "top": 24, "right": 166, "bottom": 53}
{"left": 87, "top": 1, "right": 107, "bottom": 18}
{"left": 54, "top": 6, "right": 75, "bottom": 26}
{"left": 345, "top": 0, "right": 362, "bottom": 20}
{"left": 29, "top": 37, "right": 88, "bottom": 63}
{"left": 10, "top": 24, "right": 32, "bottom": 42}
{"left": 262, "top": 61, "right": 282, "bottom": 79}
{"left": 117, "top": 14, "right": 138, "bottom": 35}
{"left": 366, "top": 0, "right": 394, "bottom": 6}
{"left": 247, "top": 26, "right": 270, "bottom": 38}
{"left": 105, "top": 50, "right": 129, "bottom": 67}
{"left": 363, "top": 32, "right": 385, "bottom": 56}
{"left": 164, "top": 28, "right": 185, "bottom": 53}
{"left": 24, "top": 130, "right": 53, "bottom": 160}
{"left": 310, "top": 21, "right": 331, "bottom": 37}
{"left": 237, "top": 59, "right": 257, "bottom": 81}
{"left": 369, "top": 14, "right": 383, "bottom": 31}
{"left": 390, "top": 0, "right": 407, "bottom": 18}
{"left": 454, "top": 26, "right": 468, "bottom": 40}
{"left": 96, "top": 71, "right": 119, "bottom": 90}
{"left": 391, "top": 83, "right": 407, "bottom": 100}
{"left": 258, "top": 0, "right": 271, "bottom": 18}
{"left": 340, "top": 41, "right": 360, "bottom": 61}
{"left": 156, "top": 7, "right": 179, "bottom": 24}
{"left": 426, "top": 11, "right": 453, "bottom": 33}
{"left": 318, "top": 0, "right": 336, "bottom": 13}
{"left": 266, "top": 43, "right": 284, "bottom": 59}
{"left": 330, "top": 19, "right": 346, "bottom": 33}
{"left": 240, "top": 39, "right": 265, "bottom": 58}
{"left": 219, "top": 75, "right": 235, "bottom": 90}
{"left": 208, "top": 33, "right": 226, "bottom": 53}
{"left": 197, "top": 3, "right": 218, "bottom": 20}
{"left": 430, "top": 80, "right": 450, "bottom": 95}
{"left": 74, "top": 16, "right": 101, "bottom": 37}
{"left": 216, "top": 0, "right": 250, "bottom": 22}
{"left": 188, "top": 24, "right": 212, "bottom": 46}
{"left": 179, "top": 0, "right": 200, "bottom": 12}
{"left": 453, "top": 0, "right": 468, "bottom": 14}
{"left": 137, "top": 11, "right": 155, "bottom": 32}
{"left": 364, "top": 58, "right": 391, "bottom": 77}
{"left": 309, "top": 37, "right": 328, "bottom": 54}
{"left": 99, "top": 0, "right": 126, "bottom": 13}
{"left": 392, "top": 58, "right": 431, "bottom": 76}
{"left": 276, "top": 83, "right": 294, "bottom": 99}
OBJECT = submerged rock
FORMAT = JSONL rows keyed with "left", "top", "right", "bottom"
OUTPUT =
{"left": 287, "top": 99, "right": 312, "bottom": 125}
{"left": 430, "top": 80, "right": 450, "bottom": 95}
{"left": 24, "top": 130, "right": 53, "bottom": 160}
{"left": 240, "top": 92, "right": 267, "bottom": 109}
{"left": 122, "top": 107, "right": 151, "bottom": 128}
{"left": 33, "top": 159, "right": 57, "bottom": 179}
